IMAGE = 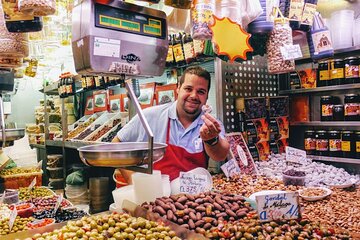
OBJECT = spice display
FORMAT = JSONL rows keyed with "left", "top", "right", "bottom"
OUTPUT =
{"left": 316, "top": 130, "right": 328, "bottom": 156}
{"left": 328, "top": 130, "right": 342, "bottom": 157}
{"left": 87, "top": 119, "right": 121, "bottom": 142}
{"left": 25, "top": 213, "right": 180, "bottom": 240}
{"left": 73, "top": 124, "right": 101, "bottom": 140}
{"left": 344, "top": 57, "right": 359, "bottom": 84}
{"left": 267, "top": 18, "right": 295, "bottom": 74}
{"left": 191, "top": 0, "right": 215, "bottom": 40}
{"left": 344, "top": 94, "right": 360, "bottom": 121}
{"left": 142, "top": 192, "right": 253, "bottom": 231}
{"left": 304, "top": 130, "right": 316, "bottom": 155}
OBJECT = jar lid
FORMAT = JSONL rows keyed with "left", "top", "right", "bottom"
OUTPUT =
{"left": 345, "top": 94, "right": 358, "bottom": 97}
{"left": 318, "top": 60, "right": 329, "bottom": 64}
{"left": 333, "top": 104, "right": 343, "bottom": 107}
{"left": 316, "top": 130, "right": 327, "bottom": 133}
{"left": 320, "top": 96, "right": 332, "bottom": 99}
{"left": 333, "top": 58, "right": 344, "bottom": 62}
{"left": 344, "top": 56, "right": 359, "bottom": 60}
{"left": 305, "top": 130, "right": 315, "bottom": 133}
{"left": 328, "top": 130, "right": 340, "bottom": 134}
{"left": 341, "top": 130, "right": 353, "bottom": 134}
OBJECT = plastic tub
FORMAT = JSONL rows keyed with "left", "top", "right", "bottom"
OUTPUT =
{"left": 330, "top": 10, "right": 354, "bottom": 50}
{"left": 282, "top": 174, "right": 306, "bottom": 186}
{"left": 11, "top": 203, "right": 34, "bottom": 218}
{"left": 46, "top": 167, "right": 64, "bottom": 179}
{"left": 112, "top": 185, "right": 136, "bottom": 209}
{"left": 0, "top": 189, "right": 19, "bottom": 204}
{"left": 47, "top": 154, "right": 63, "bottom": 168}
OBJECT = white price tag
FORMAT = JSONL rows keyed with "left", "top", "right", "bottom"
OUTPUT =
{"left": 179, "top": 172, "right": 209, "bottom": 195}
{"left": 108, "top": 62, "right": 140, "bottom": 75}
{"left": 0, "top": 191, "right": 5, "bottom": 204}
{"left": 221, "top": 159, "right": 241, "bottom": 178}
{"left": 93, "top": 37, "right": 120, "bottom": 58}
{"left": 9, "top": 207, "right": 18, "bottom": 231}
{"left": 53, "top": 194, "right": 63, "bottom": 215}
{"left": 286, "top": 146, "right": 306, "bottom": 164}
{"left": 280, "top": 44, "right": 303, "bottom": 60}
{"left": 256, "top": 192, "right": 301, "bottom": 222}
{"left": 28, "top": 177, "right": 37, "bottom": 190}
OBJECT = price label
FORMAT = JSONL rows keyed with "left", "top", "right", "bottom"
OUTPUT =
{"left": 256, "top": 192, "right": 301, "bottom": 222}
{"left": 53, "top": 194, "right": 63, "bottom": 215}
{"left": 9, "top": 207, "right": 18, "bottom": 231}
{"left": 108, "top": 62, "right": 140, "bottom": 75}
{"left": 221, "top": 159, "right": 241, "bottom": 178}
{"left": 286, "top": 146, "right": 306, "bottom": 164}
{"left": 179, "top": 172, "right": 210, "bottom": 195}
{"left": 280, "top": 44, "right": 303, "bottom": 60}
{"left": 28, "top": 177, "right": 37, "bottom": 190}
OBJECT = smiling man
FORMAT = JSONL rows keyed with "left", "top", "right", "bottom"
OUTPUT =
{"left": 112, "top": 66, "right": 230, "bottom": 181}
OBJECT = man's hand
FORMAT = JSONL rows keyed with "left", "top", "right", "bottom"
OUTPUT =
{"left": 199, "top": 113, "right": 222, "bottom": 141}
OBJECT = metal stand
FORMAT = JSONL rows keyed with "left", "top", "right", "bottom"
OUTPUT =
{"left": 0, "top": 95, "right": 6, "bottom": 147}
{"left": 123, "top": 79, "right": 154, "bottom": 174}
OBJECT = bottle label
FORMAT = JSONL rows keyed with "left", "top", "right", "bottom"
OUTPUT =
{"left": 316, "top": 139, "right": 328, "bottom": 151}
{"left": 345, "top": 64, "right": 359, "bottom": 78}
{"left": 304, "top": 138, "right": 316, "bottom": 150}
{"left": 166, "top": 45, "right": 174, "bottom": 63}
{"left": 94, "top": 76, "right": 101, "bottom": 87}
{"left": 357, "top": 141, "right": 360, "bottom": 153}
{"left": 301, "top": 3, "right": 317, "bottom": 26}
{"left": 329, "top": 139, "right": 341, "bottom": 151}
{"left": 192, "top": 1, "right": 215, "bottom": 24}
{"left": 193, "top": 39, "right": 205, "bottom": 55}
{"left": 344, "top": 103, "right": 359, "bottom": 116}
{"left": 289, "top": 0, "right": 305, "bottom": 22}
{"left": 81, "top": 77, "right": 87, "bottom": 89}
{"left": 312, "top": 30, "right": 333, "bottom": 55}
{"left": 66, "top": 85, "right": 73, "bottom": 94}
{"left": 341, "top": 141, "right": 351, "bottom": 152}
{"left": 183, "top": 42, "right": 196, "bottom": 61}
{"left": 319, "top": 69, "right": 330, "bottom": 81}
{"left": 322, "top": 104, "right": 333, "bottom": 117}
{"left": 331, "top": 68, "right": 344, "bottom": 79}
{"left": 173, "top": 44, "right": 185, "bottom": 62}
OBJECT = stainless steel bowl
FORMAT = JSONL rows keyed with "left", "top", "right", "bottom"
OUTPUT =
{"left": 0, "top": 128, "right": 25, "bottom": 142}
{"left": 78, "top": 142, "right": 167, "bottom": 167}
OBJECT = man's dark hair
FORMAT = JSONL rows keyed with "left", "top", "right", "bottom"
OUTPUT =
{"left": 178, "top": 66, "right": 211, "bottom": 91}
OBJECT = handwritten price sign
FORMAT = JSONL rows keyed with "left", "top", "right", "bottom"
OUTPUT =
{"left": 286, "top": 146, "right": 306, "bottom": 164}
{"left": 221, "top": 159, "right": 241, "bottom": 178}
{"left": 179, "top": 172, "right": 210, "bottom": 195}
{"left": 256, "top": 192, "right": 301, "bottom": 222}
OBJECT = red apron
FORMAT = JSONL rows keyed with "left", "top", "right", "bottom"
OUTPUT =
{"left": 154, "top": 120, "right": 207, "bottom": 181}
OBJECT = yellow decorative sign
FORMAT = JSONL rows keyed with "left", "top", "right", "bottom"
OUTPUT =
{"left": 209, "top": 16, "right": 253, "bottom": 62}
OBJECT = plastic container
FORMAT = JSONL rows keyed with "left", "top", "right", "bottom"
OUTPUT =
{"left": 342, "top": 131, "right": 354, "bottom": 158}
{"left": 12, "top": 203, "right": 34, "bottom": 218}
{"left": 46, "top": 167, "right": 64, "bottom": 179}
{"left": 248, "top": 0, "right": 277, "bottom": 34}
{"left": 0, "top": 189, "right": 19, "bottom": 204}
{"left": 27, "top": 218, "right": 55, "bottom": 229}
{"left": 48, "top": 178, "right": 64, "bottom": 189}
{"left": 282, "top": 174, "right": 306, "bottom": 186}
{"left": 112, "top": 185, "right": 136, "bottom": 209}
{"left": 113, "top": 169, "right": 128, "bottom": 189}
{"left": 330, "top": 10, "right": 354, "bottom": 50}
{"left": 47, "top": 154, "right": 63, "bottom": 168}
{"left": 328, "top": 130, "right": 341, "bottom": 157}
{"left": 18, "top": 0, "right": 56, "bottom": 16}
{"left": 344, "top": 94, "right": 360, "bottom": 121}
{"left": 267, "top": 18, "right": 295, "bottom": 74}
{"left": 0, "top": 171, "right": 42, "bottom": 189}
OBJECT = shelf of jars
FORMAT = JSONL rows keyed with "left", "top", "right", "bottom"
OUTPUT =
{"left": 279, "top": 83, "right": 360, "bottom": 95}
{"left": 290, "top": 121, "right": 360, "bottom": 127}
{"left": 308, "top": 155, "right": 360, "bottom": 165}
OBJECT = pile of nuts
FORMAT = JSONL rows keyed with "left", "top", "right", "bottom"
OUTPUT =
{"left": 301, "top": 188, "right": 360, "bottom": 236}
{"left": 300, "top": 187, "right": 327, "bottom": 197}
{"left": 141, "top": 192, "right": 253, "bottom": 233}
{"left": 24, "top": 213, "right": 180, "bottom": 240}
{"left": 212, "top": 174, "right": 299, "bottom": 197}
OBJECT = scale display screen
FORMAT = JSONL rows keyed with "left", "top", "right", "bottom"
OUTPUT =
{"left": 95, "top": 3, "right": 166, "bottom": 39}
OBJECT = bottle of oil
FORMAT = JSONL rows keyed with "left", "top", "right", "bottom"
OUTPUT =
{"left": 172, "top": 33, "right": 186, "bottom": 67}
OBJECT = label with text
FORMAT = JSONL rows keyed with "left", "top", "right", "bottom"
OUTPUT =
{"left": 280, "top": 44, "right": 303, "bottom": 60}
{"left": 9, "top": 207, "right": 18, "bottom": 231}
{"left": 286, "top": 146, "right": 306, "bottom": 164}
{"left": 256, "top": 192, "right": 301, "bottom": 222}
{"left": 179, "top": 172, "right": 209, "bottom": 195}
{"left": 28, "top": 177, "right": 37, "bottom": 190}
{"left": 94, "top": 37, "right": 120, "bottom": 58}
{"left": 53, "top": 194, "right": 63, "bottom": 215}
{"left": 221, "top": 159, "right": 241, "bottom": 178}
{"left": 0, "top": 191, "right": 5, "bottom": 204}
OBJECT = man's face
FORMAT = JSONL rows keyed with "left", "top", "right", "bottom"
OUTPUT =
{"left": 176, "top": 73, "right": 209, "bottom": 117}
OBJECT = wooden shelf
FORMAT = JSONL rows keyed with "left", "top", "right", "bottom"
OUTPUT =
{"left": 309, "top": 155, "right": 360, "bottom": 165}
{"left": 279, "top": 83, "right": 360, "bottom": 95}
{"left": 291, "top": 121, "right": 360, "bottom": 127}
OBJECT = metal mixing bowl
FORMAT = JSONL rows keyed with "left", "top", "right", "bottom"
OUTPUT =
{"left": 78, "top": 142, "right": 167, "bottom": 167}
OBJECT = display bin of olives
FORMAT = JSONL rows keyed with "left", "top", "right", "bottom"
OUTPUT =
{"left": 0, "top": 168, "right": 43, "bottom": 190}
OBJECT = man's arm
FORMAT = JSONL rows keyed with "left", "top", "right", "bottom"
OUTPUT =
{"left": 200, "top": 113, "right": 230, "bottom": 161}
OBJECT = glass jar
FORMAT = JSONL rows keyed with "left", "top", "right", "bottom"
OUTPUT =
{"left": 317, "top": 60, "right": 330, "bottom": 87}
{"left": 329, "top": 59, "right": 344, "bottom": 86}
{"left": 267, "top": 18, "right": 295, "bottom": 74}
{"left": 304, "top": 130, "right": 316, "bottom": 155}
{"left": 316, "top": 130, "right": 328, "bottom": 156}
{"left": 190, "top": 0, "right": 215, "bottom": 40}
{"left": 328, "top": 130, "right": 341, "bottom": 157}
{"left": 344, "top": 57, "right": 360, "bottom": 84}
{"left": 341, "top": 131, "right": 354, "bottom": 158}
{"left": 355, "top": 131, "right": 360, "bottom": 159}
{"left": 344, "top": 94, "right": 360, "bottom": 121}
{"left": 333, "top": 105, "right": 344, "bottom": 121}
{"left": 320, "top": 96, "right": 335, "bottom": 121}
